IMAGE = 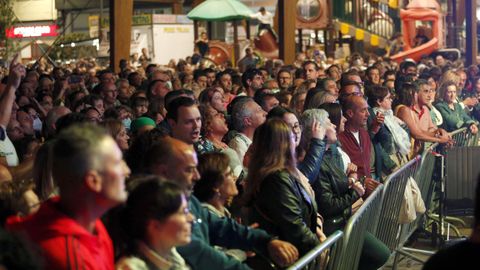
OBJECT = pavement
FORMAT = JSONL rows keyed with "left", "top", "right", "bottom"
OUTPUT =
{"left": 381, "top": 216, "right": 473, "bottom": 270}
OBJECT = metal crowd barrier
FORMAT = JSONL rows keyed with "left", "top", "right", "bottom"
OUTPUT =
{"left": 383, "top": 127, "right": 478, "bottom": 268}
{"left": 328, "top": 185, "right": 385, "bottom": 270}
{"left": 374, "top": 157, "right": 421, "bottom": 251}
{"left": 392, "top": 144, "right": 440, "bottom": 267}
{"left": 286, "top": 230, "right": 343, "bottom": 270}
{"left": 289, "top": 127, "right": 477, "bottom": 269}
{"left": 449, "top": 127, "right": 478, "bottom": 147}
{"left": 444, "top": 126, "right": 480, "bottom": 216}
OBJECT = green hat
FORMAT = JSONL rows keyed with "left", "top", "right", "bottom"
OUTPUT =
{"left": 130, "top": 117, "right": 156, "bottom": 133}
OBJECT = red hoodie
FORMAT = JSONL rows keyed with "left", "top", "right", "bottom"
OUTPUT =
{"left": 6, "top": 197, "right": 114, "bottom": 270}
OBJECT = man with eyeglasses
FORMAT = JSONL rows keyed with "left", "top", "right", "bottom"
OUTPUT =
{"left": 339, "top": 80, "right": 364, "bottom": 106}
{"left": 277, "top": 68, "right": 292, "bottom": 92}
{"left": 341, "top": 70, "right": 365, "bottom": 94}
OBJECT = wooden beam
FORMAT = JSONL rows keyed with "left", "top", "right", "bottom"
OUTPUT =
{"left": 192, "top": 0, "right": 204, "bottom": 7}
{"left": 172, "top": 0, "right": 183, "bottom": 14}
{"left": 326, "top": 25, "right": 336, "bottom": 57}
{"left": 465, "top": 0, "right": 477, "bottom": 66}
{"left": 278, "top": 0, "right": 296, "bottom": 64}
{"left": 233, "top": 20, "right": 239, "bottom": 66}
{"left": 109, "top": 0, "right": 133, "bottom": 73}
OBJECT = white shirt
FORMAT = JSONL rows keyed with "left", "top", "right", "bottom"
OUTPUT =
{"left": 337, "top": 146, "right": 351, "bottom": 173}
{"left": 228, "top": 132, "right": 252, "bottom": 166}
{"left": 351, "top": 131, "right": 360, "bottom": 145}
{"left": 0, "top": 125, "right": 19, "bottom": 167}
{"left": 250, "top": 11, "right": 274, "bottom": 25}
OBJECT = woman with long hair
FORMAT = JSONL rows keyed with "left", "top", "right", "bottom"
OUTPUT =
{"left": 267, "top": 106, "right": 327, "bottom": 182}
{"left": 244, "top": 119, "right": 321, "bottom": 256}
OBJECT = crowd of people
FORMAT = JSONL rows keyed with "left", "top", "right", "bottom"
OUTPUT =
{"left": 0, "top": 46, "right": 479, "bottom": 270}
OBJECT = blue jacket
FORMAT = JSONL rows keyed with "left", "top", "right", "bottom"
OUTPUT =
{"left": 298, "top": 138, "right": 327, "bottom": 183}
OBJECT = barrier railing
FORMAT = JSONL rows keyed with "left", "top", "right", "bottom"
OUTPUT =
{"left": 328, "top": 184, "right": 385, "bottom": 270}
{"left": 374, "top": 157, "right": 421, "bottom": 251}
{"left": 286, "top": 230, "right": 343, "bottom": 270}
{"left": 449, "top": 127, "right": 479, "bottom": 147}
{"left": 450, "top": 127, "right": 469, "bottom": 147}
{"left": 291, "top": 127, "right": 475, "bottom": 269}
{"left": 392, "top": 144, "right": 440, "bottom": 267}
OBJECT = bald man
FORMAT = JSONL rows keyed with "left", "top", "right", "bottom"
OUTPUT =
{"left": 145, "top": 136, "right": 298, "bottom": 270}
{"left": 338, "top": 96, "right": 373, "bottom": 179}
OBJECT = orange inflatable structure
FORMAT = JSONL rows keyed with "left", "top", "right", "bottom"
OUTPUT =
{"left": 391, "top": 0, "right": 444, "bottom": 63}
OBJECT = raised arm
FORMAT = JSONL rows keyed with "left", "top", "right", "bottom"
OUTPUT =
{"left": 0, "top": 54, "right": 25, "bottom": 127}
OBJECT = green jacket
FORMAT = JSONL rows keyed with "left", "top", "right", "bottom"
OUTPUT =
{"left": 177, "top": 196, "right": 273, "bottom": 270}
{"left": 249, "top": 170, "right": 319, "bottom": 256}
{"left": 313, "top": 144, "right": 361, "bottom": 235}
{"left": 435, "top": 101, "right": 476, "bottom": 132}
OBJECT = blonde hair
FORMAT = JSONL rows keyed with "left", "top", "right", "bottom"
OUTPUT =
{"left": 438, "top": 70, "right": 459, "bottom": 88}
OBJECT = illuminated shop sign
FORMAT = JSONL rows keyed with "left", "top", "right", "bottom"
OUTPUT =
{"left": 6, "top": 25, "right": 58, "bottom": 38}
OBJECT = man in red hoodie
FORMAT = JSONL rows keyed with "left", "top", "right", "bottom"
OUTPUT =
{"left": 7, "top": 123, "right": 131, "bottom": 270}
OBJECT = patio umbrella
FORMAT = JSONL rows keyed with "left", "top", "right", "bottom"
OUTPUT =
{"left": 188, "top": 0, "right": 254, "bottom": 66}
{"left": 187, "top": 0, "right": 253, "bottom": 21}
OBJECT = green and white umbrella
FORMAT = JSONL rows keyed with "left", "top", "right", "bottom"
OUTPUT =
{"left": 187, "top": 0, "right": 254, "bottom": 21}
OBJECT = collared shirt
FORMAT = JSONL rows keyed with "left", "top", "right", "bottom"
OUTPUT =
{"left": 411, "top": 105, "right": 437, "bottom": 133}
{"left": 116, "top": 243, "right": 190, "bottom": 270}
{"left": 228, "top": 133, "right": 252, "bottom": 166}
{"left": 338, "top": 128, "right": 373, "bottom": 179}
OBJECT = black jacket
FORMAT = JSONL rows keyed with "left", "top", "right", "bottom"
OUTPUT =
{"left": 249, "top": 170, "right": 319, "bottom": 255}
{"left": 313, "top": 144, "right": 360, "bottom": 235}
